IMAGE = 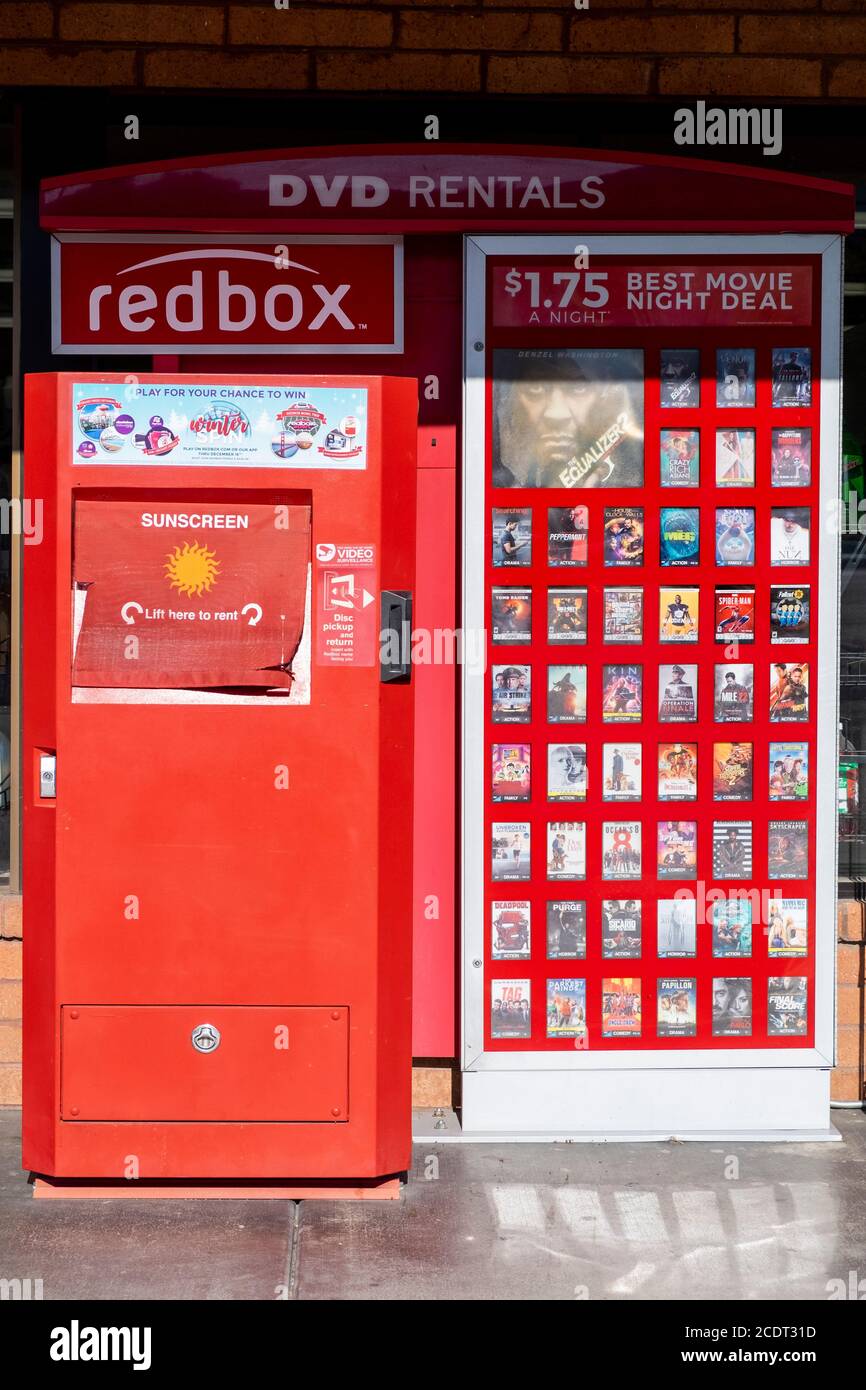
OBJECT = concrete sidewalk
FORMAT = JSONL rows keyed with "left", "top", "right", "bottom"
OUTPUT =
{"left": 1, "top": 1108, "right": 865, "bottom": 1300}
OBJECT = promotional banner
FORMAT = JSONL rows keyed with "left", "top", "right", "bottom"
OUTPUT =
{"left": 72, "top": 500, "right": 310, "bottom": 689}
{"left": 71, "top": 381, "right": 368, "bottom": 469}
{"left": 492, "top": 262, "right": 812, "bottom": 329}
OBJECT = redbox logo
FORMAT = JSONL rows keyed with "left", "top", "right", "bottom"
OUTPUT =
{"left": 52, "top": 237, "right": 402, "bottom": 354}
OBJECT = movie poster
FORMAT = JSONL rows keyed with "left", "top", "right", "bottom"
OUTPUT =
{"left": 548, "top": 505, "right": 589, "bottom": 566}
{"left": 547, "top": 901, "right": 587, "bottom": 959}
{"left": 771, "top": 428, "right": 812, "bottom": 487}
{"left": 657, "top": 977, "right": 697, "bottom": 1036}
{"left": 602, "top": 821, "right": 642, "bottom": 880}
{"left": 714, "top": 664, "right": 754, "bottom": 722}
{"left": 492, "top": 744, "right": 531, "bottom": 802}
{"left": 715, "top": 508, "right": 755, "bottom": 566}
{"left": 657, "top": 821, "right": 697, "bottom": 879}
{"left": 715, "top": 587, "right": 755, "bottom": 643}
{"left": 548, "top": 587, "right": 588, "bottom": 643}
{"left": 602, "top": 978, "right": 642, "bottom": 1037}
{"left": 713, "top": 978, "right": 753, "bottom": 1036}
{"left": 659, "top": 507, "right": 700, "bottom": 567}
{"left": 772, "top": 348, "right": 812, "bottom": 407}
{"left": 658, "top": 742, "right": 698, "bottom": 801}
{"left": 659, "top": 588, "right": 699, "bottom": 642}
{"left": 547, "top": 665, "right": 587, "bottom": 723}
{"left": 604, "top": 507, "right": 644, "bottom": 566}
{"left": 601, "top": 899, "right": 642, "bottom": 958}
{"left": 492, "top": 508, "right": 532, "bottom": 567}
{"left": 716, "top": 348, "right": 756, "bottom": 408}
{"left": 658, "top": 664, "right": 698, "bottom": 723}
{"left": 716, "top": 428, "right": 755, "bottom": 486}
{"left": 548, "top": 743, "right": 588, "bottom": 801}
{"left": 547, "top": 822, "right": 586, "bottom": 880}
{"left": 491, "top": 979, "right": 531, "bottom": 1039}
{"left": 492, "top": 664, "right": 532, "bottom": 723}
{"left": 602, "top": 743, "right": 642, "bottom": 801}
{"left": 491, "top": 822, "right": 531, "bottom": 881}
{"left": 660, "top": 349, "right": 700, "bottom": 409}
{"left": 492, "top": 348, "right": 645, "bottom": 489}
{"left": 657, "top": 898, "right": 697, "bottom": 957}
{"left": 713, "top": 742, "right": 754, "bottom": 802}
{"left": 771, "top": 508, "right": 810, "bottom": 565}
{"left": 546, "top": 978, "right": 587, "bottom": 1039}
{"left": 711, "top": 901, "right": 753, "bottom": 957}
{"left": 770, "top": 585, "right": 810, "bottom": 644}
{"left": 492, "top": 586, "right": 532, "bottom": 642}
{"left": 491, "top": 900, "right": 531, "bottom": 960}
{"left": 767, "top": 898, "right": 808, "bottom": 957}
{"left": 768, "top": 820, "right": 808, "bottom": 879}
{"left": 769, "top": 662, "right": 809, "bottom": 722}
{"left": 713, "top": 821, "right": 753, "bottom": 880}
{"left": 602, "top": 664, "right": 643, "bottom": 721}
{"left": 769, "top": 743, "right": 808, "bottom": 801}
{"left": 768, "top": 977, "right": 808, "bottom": 1036}
{"left": 660, "top": 429, "right": 699, "bottom": 487}
{"left": 603, "top": 587, "right": 643, "bottom": 643}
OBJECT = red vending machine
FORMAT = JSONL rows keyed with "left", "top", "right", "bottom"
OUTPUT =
{"left": 23, "top": 372, "right": 417, "bottom": 1184}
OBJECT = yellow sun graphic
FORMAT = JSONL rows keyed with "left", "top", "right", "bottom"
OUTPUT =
{"left": 164, "top": 541, "right": 220, "bottom": 597}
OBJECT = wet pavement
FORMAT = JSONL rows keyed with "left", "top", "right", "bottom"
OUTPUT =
{"left": 1, "top": 1107, "right": 865, "bottom": 1300}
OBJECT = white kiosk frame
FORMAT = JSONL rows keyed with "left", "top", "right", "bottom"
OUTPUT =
{"left": 461, "top": 234, "right": 842, "bottom": 1140}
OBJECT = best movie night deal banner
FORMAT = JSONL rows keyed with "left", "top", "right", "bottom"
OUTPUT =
{"left": 71, "top": 382, "right": 368, "bottom": 469}
{"left": 72, "top": 500, "right": 310, "bottom": 689}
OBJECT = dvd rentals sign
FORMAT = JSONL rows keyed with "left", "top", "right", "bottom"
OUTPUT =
{"left": 51, "top": 235, "right": 402, "bottom": 353}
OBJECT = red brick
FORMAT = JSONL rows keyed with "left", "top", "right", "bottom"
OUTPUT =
{"left": 61, "top": 3, "right": 224, "bottom": 44}
{"left": 836, "top": 1023, "right": 863, "bottom": 1065}
{"left": 838, "top": 899, "right": 866, "bottom": 943}
{"left": 658, "top": 56, "right": 822, "bottom": 95}
{"left": 831, "top": 1065, "right": 863, "bottom": 1102}
{"left": 741, "top": 14, "right": 866, "bottom": 49}
{"left": 230, "top": 5, "right": 393, "bottom": 48}
{"left": 0, "top": 46, "right": 138, "bottom": 85}
{"left": 488, "top": 54, "right": 650, "bottom": 93}
{"left": 0, "top": 941, "right": 21, "bottom": 976}
{"left": 657, "top": 0, "right": 816, "bottom": 8}
{"left": 829, "top": 58, "right": 866, "bottom": 92}
{"left": 823, "top": 0, "right": 866, "bottom": 12}
{"left": 837, "top": 942, "right": 864, "bottom": 986}
{"left": 412, "top": 1064, "right": 455, "bottom": 1108}
{"left": 0, "top": 1064, "right": 21, "bottom": 1106}
{"left": 400, "top": 10, "right": 562, "bottom": 50}
{"left": 0, "top": 981, "right": 21, "bottom": 1021}
{"left": 836, "top": 983, "right": 864, "bottom": 1027}
{"left": 317, "top": 50, "right": 480, "bottom": 90}
{"left": 571, "top": 15, "right": 734, "bottom": 52}
{"left": 144, "top": 48, "right": 311, "bottom": 88}
{"left": 0, "top": 894, "right": 22, "bottom": 937}
{"left": 0, "top": 2, "right": 53, "bottom": 39}
{"left": 0, "top": 1022, "right": 21, "bottom": 1064}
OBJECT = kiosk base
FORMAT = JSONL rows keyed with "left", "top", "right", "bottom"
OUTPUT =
{"left": 458, "top": 1068, "right": 837, "bottom": 1140}
{"left": 30, "top": 1176, "right": 403, "bottom": 1200}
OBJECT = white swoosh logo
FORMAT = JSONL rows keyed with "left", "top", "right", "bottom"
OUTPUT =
{"left": 116, "top": 249, "right": 318, "bottom": 276}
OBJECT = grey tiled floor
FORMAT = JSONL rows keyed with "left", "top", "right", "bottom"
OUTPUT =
{"left": 1, "top": 1108, "right": 864, "bottom": 1300}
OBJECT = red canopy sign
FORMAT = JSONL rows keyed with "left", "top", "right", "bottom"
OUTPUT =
{"left": 72, "top": 500, "right": 310, "bottom": 689}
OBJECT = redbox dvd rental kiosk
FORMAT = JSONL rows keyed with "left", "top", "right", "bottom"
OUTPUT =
{"left": 23, "top": 372, "right": 417, "bottom": 1183}
{"left": 23, "top": 148, "right": 854, "bottom": 1174}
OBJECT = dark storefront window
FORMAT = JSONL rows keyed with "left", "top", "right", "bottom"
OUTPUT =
{"left": 0, "top": 122, "right": 11, "bottom": 884}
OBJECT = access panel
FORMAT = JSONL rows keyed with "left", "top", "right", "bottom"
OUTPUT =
{"left": 24, "top": 373, "right": 417, "bottom": 1180}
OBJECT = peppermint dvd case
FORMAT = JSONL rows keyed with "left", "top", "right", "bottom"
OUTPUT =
{"left": 548, "top": 505, "right": 589, "bottom": 566}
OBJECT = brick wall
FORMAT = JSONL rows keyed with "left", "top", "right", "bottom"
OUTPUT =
{"left": 1, "top": 0, "right": 866, "bottom": 99}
